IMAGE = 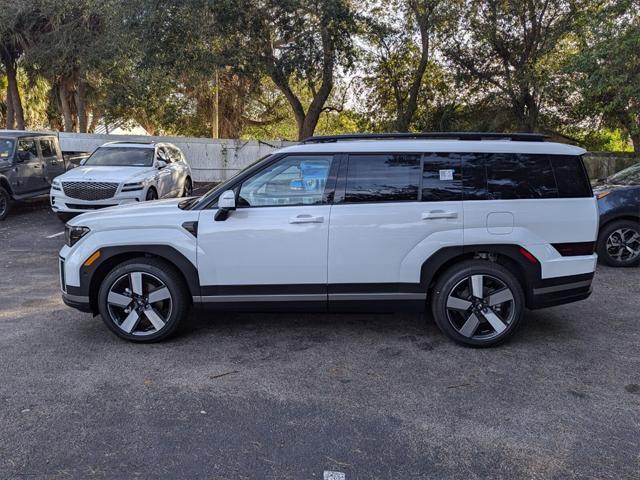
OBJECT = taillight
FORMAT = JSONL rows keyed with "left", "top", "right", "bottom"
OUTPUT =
{"left": 519, "top": 247, "right": 539, "bottom": 264}
{"left": 552, "top": 242, "right": 596, "bottom": 256}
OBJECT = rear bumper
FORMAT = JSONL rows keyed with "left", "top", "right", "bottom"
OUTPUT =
{"left": 527, "top": 272, "right": 594, "bottom": 309}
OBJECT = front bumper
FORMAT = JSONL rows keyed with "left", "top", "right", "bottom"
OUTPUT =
{"left": 50, "top": 190, "right": 145, "bottom": 213}
{"left": 62, "top": 292, "right": 92, "bottom": 313}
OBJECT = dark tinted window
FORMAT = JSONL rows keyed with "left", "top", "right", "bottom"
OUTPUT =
{"left": 552, "top": 155, "right": 593, "bottom": 197}
{"left": 485, "top": 153, "right": 557, "bottom": 199}
{"left": 461, "top": 153, "right": 489, "bottom": 200}
{"left": 345, "top": 154, "right": 420, "bottom": 203}
{"left": 85, "top": 147, "right": 154, "bottom": 167}
{"left": 422, "top": 153, "right": 462, "bottom": 201}
{"left": 39, "top": 138, "right": 55, "bottom": 157}
{"left": 17, "top": 139, "right": 38, "bottom": 159}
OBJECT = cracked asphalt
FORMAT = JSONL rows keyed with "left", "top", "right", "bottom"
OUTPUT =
{"left": 1, "top": 197, "right": 639, "bottom": 479}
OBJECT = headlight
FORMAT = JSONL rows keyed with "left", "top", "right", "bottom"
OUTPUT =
{"left": 51, "top": 179, "right": 61, "bottom": 191}
{"left": 122, "top": 182, "right": 144, "bottom": 192}
{"left": 65, "top": 225, "right": 90, "bottom": 247}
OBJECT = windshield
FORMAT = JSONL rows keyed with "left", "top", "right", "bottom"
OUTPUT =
{"left": 85, "top": 147, "right": 154, "bottom": 167}
{"left": 185, "top": 154, "right": 273, "bottom": 209}
{"left": 607, "top": 162, "right": 640, "bottom": 185}
{"left": 0, "top": 139, "right": 15, "bottom": 162}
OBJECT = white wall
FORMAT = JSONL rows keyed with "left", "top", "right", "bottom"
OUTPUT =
{"left": 58, "top": 133, "right": 295, "bottom": 183}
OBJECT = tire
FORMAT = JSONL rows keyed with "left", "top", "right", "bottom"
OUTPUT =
{"left": 431, "top": 260, "right": 525, "bottom": 347}
{"left": 183, "top": 177, "right": 193, "bottom": 197}
{"left": 0, "top": 186, "right": 12, "bottom": 221}
{"left": 145, "top": 187, "right": 158, "bottom": 201}
{"left": 97, "top": 258, "right": 190, "bottom": 342}
{"left": 597, "top": 219, "right": 640, "bottom": 267}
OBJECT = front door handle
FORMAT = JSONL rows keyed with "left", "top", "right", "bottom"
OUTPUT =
{"left": 422, "top": 210, "right": 458, "bottom": 220}
{"left": 289, "top": 214, "right": 324, "bottom": 224}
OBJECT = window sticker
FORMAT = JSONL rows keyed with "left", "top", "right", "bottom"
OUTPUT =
{"left": 439, "top": 169, "right": 454, "bottom": 181}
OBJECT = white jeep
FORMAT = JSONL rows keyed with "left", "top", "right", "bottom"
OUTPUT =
{"left": 59, "top": 133, "right": 598, "bottom": 347}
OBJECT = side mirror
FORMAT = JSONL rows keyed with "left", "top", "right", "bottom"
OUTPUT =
{"left": 214, "top": 190, "right": 236, "bottom": 221}
{"left": 156, "top": 159, "right": 168, "bottom": 169}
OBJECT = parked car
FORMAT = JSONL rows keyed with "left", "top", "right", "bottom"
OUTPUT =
{"left": 0, "top": 130, "right": 66, "bottom": 220}
{"left": 593, "top": 162, "right": 640, "bottom": 267}
{"left": 59, "top": 133, "right": 598, "bottom": 347}
{"left": 50, "top": 141, "right": 192, "bottom": 220}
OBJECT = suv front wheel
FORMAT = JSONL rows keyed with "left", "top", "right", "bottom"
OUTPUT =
{"left": 97, "top": 258, "right": 190, "bottom": 342}
{"left": 431, "top": 260, "right": 525, "bottom": 347}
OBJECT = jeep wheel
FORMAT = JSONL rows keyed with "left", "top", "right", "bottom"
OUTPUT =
{"left": 97, "top": 258, "right": 190, "bottom": 342}
{"left": 0, "top": 187, "right": 12, "bottom": 221}
{"left": 431, "top": 260, "right": 525, "bottom": 347}
{"left": 597, "top": 219, "right": 640, "bottom": 267}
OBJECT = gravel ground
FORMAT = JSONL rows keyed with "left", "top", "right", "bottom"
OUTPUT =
{"left": 0, "top": 197, "right": 638, "bottom": 480}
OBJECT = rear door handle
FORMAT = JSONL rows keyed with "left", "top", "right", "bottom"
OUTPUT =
{"left": 422, "top": 210, "right": 458, "bottom": 220}
{"left": 289, "top": 214, "right": 324, "bottom": 224}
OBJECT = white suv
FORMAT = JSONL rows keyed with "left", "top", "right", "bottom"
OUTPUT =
{"left": 50, "top": 141, "right": 192, "bottom": 219}
{"left": 59, "top": 133, "right": 598, "bottom": 347}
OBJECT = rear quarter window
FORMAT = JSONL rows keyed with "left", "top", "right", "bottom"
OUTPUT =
{"left": 552, "top": 155, "right": 593, "bottom": 198}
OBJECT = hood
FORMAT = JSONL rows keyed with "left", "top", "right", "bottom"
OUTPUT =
{"left": 68, "top": 198, "right": 195, "bottom": 231}
{"left": 593, "top": 183, "right": 640, "bottom": 194}
{"left": 57, "top": 165, "right": 154, "bottom": 184}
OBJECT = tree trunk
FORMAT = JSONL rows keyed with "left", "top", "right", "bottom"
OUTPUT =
{"left": 59, "top": 79, "right": 74, "bottom": 132}
{"left": 76, "top": 72, "right": 88, "bottom": 133}
{"left": 632, "top": 133, "right": 640, "bottom": 155}
{"left": 5, "top": 81, "right": 14, "bottom": 129}
{"left": 3, "top": 58, "right": 24, "bottom": 129}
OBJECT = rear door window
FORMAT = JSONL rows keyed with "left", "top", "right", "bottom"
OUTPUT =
{"left": 422, "top": 153, "right": 462, "bottom": 201}
{"left": 344, "top": 153, "right": 421, "bottom": 203}
{"left": 39, "top": 138, "right": 55, "bottom": 157}
{"left": 485, "top": 153, "right": 557, "bottom": 199}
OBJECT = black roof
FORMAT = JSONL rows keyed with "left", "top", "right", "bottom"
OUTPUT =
{"left": 302, "top": 132, "right": 548, "bottom": 143}
{"left": 0, "top": 129, "right": 57, "bottom": 138}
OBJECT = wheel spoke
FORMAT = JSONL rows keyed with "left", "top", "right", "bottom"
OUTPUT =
{"left": 119, "top": 310, "right": 140, "bottom": 333}
{"left": 447, "top": 296, "right": 472, "bottom": 311}
{"left": 487, "top": 288, "right": 513, "bottom": 306}
{"left": 107, "top": 291, "right": 132, "bottom": 308}
{"left": 470, "top": 275, "right": 484, "bottom": 298}
{"left": 481, "top": 308, "right": 507, "bottom": 334}
{"left": 144, "top": 308, "right": 166, "bottom": 331}
{"left": 148, "top": 287, "right": 170, "bottom": 304}
{"left": 459, "top": 313, "right": 480, "bottom": 337}
{"left": 130, "top": 272, "right": 143, "bottom": 295}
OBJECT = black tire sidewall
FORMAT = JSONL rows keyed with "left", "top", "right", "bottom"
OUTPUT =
{"left": 0, "top": 187, "right": 11, "bottom": 221}
{"left": 97, "top": 259, "right": 188, "bottom": 342}
{"left": 431, "top": 260, "right": 525, "bottom": 347}
{"left": 146, "top": 188, "right": 157, "bottom": 201}
{"left": 597, "top": 219, "right": 640, "bottom": 267}
{"left": 183, "top": 178, "right": 192, "bottom": 197}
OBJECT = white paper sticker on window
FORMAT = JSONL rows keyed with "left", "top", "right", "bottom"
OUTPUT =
{"left": 439, "top": 169, "right": 454, "bottom": 181}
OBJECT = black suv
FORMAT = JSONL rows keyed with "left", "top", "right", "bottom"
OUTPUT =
{"left": 0, "top": 131, "right": 66, "bottom": 220}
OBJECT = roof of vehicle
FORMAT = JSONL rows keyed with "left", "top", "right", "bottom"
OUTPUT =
{"left": 0, "top": 129, "right": 57, "bottom": 138}
{"left": 278, "top": 138, "right": 586, "bottom": 156}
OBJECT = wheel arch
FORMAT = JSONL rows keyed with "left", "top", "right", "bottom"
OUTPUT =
{"left": 0, "top": 175, "right": 13, "bottom": 195}
{"left": 420, "top": 245, "right": 540, "bottom": 306}
{"left": 599, "top": 214, "right": 640, "bottom": 234}
{"left": 85, "top": 245, "right": 199, "bottom": 312}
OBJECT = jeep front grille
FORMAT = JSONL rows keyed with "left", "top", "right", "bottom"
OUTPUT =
{"left": 62, "top": 182, "right": 119, "bottom": 200}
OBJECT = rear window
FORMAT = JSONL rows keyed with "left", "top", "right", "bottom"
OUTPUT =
{"left": 345, "top": 154, "right": 421, "bottom": 203}
{"left": 39, "top": 138, "right": 56, "bottom": 157}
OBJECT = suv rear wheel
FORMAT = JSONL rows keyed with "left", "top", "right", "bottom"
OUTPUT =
{"left": 597, "top": 219, "right": 640, "bottom": 267}
{"left": 431, "top": 260, "right": 525, "bottom": 347}
{"left": 97, "top": 258, "right": 189, "bottom": 342}
{"left": 0, "top": 186, "right": 11, "bottom": 221}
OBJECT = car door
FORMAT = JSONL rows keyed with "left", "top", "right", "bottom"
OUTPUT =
{"left": 327, "top": 152, "right": 463, "bottom": 306}
{"left": 196, "top": 154, "right": 337, "bottom": 305}
{"left": 14, "top": 138, "right": 44, "bottom": 194}
{"left": 40, "top": 137, "right": 65, "bottom": 183}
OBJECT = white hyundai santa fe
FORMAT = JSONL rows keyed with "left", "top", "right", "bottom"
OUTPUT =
{"left": 50, "top": 141, "right": 192, "bottom": 220}
{"left": 58, "top": 133, "right": 599, "bottom": 347}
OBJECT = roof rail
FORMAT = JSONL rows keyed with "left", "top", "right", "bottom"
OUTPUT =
{"left": 301, "top": 132, "right": 548, "bottom": 144}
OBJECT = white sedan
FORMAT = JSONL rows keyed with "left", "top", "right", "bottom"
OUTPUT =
{"left": 50, "top": 141, "right": 192, "bottom": 220}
